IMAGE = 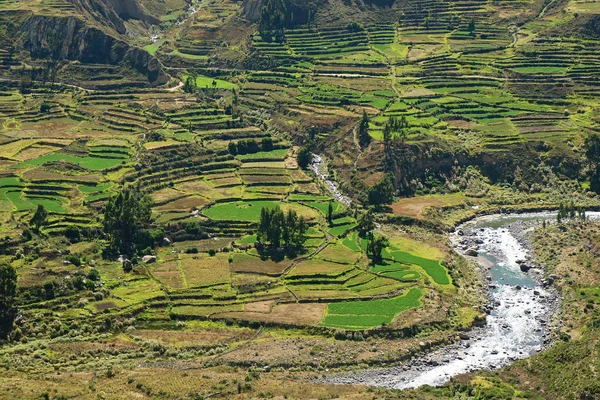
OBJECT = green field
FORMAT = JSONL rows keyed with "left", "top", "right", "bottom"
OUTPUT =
{"left": 321, "top": 288, "right": 423, "bottom": 329}
{"left": 202, "top": 200, "right": 280, "bottom": 221}
{"left": 390, "top": 250, "right": 450, "bottom": 285}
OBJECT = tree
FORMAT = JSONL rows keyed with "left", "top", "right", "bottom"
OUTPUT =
{"left": 367, "top": 175, "right": 395, "bottom": 207}
{"left": 327, "top": 201, "right": 334, "bottom": 226}
{"left": 357, "top": 209, "right": 375, "bottom": 237}
{"left": 358, "top": 110, "right": 371, "bottom": 149}
{"left": 297, "top": 146, "right": 311, "bottom": 170}
{"left": 585, "top": 133, "right": 600, "bottom": 193}
{"left": 261, "top": 137, "right": 274, "bottom": 151}
{"left": 103, "top": 186, "right": 153, "bottom": 257}
{"left": 259, "top": 0, "right": 288, "bottom": 41}
{"left": 367, "top": 233, "right": 389, "bottom": 265}
{"left": 40, "top": 102, "right": 52, "bottom": 113}
{"left": 183, "top": 75, "right": 197, "bottom": 93}
{"left": 0, "top": 263, "right": 17, "bottom": 339}
{"left": 228, "top": 141, "right": 238, "bottom": 156}
{"left": 468, "top": 19, "right": 476, "bottom": 34}
{"left": 30, "top": 204, "right": 48, "bottom": 232}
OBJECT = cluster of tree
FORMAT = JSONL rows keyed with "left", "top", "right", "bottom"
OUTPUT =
{"left": 585, "top": 133, "right": 600, "bottom": 194}
{"left": 355, "top": 209, "right": 388, "bottom": 264}
{"left": 183, "top": 74, "right": 219, "bottom": 95}
{"left": 382, "top": 115, "right": 414, "bottom": 197}
{"left": 228, "top": 137, "right": 274, "bottom": 155}
{"left": 0, "top": 263, "right": 17, "bottom": 339}
{"left": 358, "top": 110, "right": 371, "bottom": 149}
{"left": 257, "top": 206, "right": 308, "bottom": 252}
{"left": 347, "top": 22, "right": 364, "bottom": 32}
{"left": 297, "top": 146, "right": 312, "bottom": 169}
{"left": 367, "top": 175, "right": 395, "bottom": 207}
{"left": 102, "top": 185, "right": 158, "bottom": 258}
{"left": 29, "top": 204, "right": 48, "bottom": 233}
{"left": 557, "top": 201, "right": 586, "bottom": 223}
{"left": 259, "top": 0, "right": 289, "bottom": 41}
{"left": 366, "top": 232, "right": 389, "bottom": 265}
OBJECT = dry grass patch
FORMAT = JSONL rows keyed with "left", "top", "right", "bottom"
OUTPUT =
{"left": 180, "top": 254, "right": 230, "bottom": 287}
{"left": 130, "top": 327, "right": 254, "bottom": 347}
{"left": 230, "top": 253, "right": 291, "bottom": 275}
{"left": 288, "top": 259, "right": 353, "bottom": 277}
{"left": 218, "top": 303, "right": 327, "bottom": 326}
{"left": 155, "top": 195, "right": 210, "bottom": 211}
{"left": 390, "top": 194, "right": 466, "bottom": 219}
{"left": 151, "top": 261, "right": 184, "bottom": 289}
{"left": 317, "top": 243, "right": 361, "bottom": 264}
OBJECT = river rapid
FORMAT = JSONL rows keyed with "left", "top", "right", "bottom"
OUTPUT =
{"left": 321, "top": 211, "right": 600, "bottom": 389}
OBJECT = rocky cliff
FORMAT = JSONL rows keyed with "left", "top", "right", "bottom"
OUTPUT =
{"left": 15, "top": 13, "right": 167, "bottom": 85}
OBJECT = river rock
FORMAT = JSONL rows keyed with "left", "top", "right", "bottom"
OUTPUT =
{"left": 142, "top": 255, "right": 157, "bottom": 264}
{"left": 520, "top": 264, "right": 531, "bottom": 272}
{"left": 465, "top": 248, "right": 478, "bottom": 256}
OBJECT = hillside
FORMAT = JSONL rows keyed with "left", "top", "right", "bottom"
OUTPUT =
{"left": 0, "top": 0, "right": 599, "bottom": 398}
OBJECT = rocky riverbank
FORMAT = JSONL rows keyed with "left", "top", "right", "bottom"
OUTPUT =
{"left": 319, "top": 212, "right": 562, "bottom": 389}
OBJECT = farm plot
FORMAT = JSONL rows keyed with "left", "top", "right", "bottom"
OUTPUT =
{"left": 320, "top": 288, "right": 423, "bottom": 329}
{"left": 180, "top": 254, "right": 231, "bottom": 287}
{"left": 230, "top": 253, "right": 291, "bottom": 275}
{"left": 202, "top": 200, "right": 280, "bottom": 221}
{"left": 389, "top": 249, "right": 450, "bottom": 285}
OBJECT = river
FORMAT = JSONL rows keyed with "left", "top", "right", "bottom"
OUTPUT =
{"left": 321, "top": 211, "right": 600, "bottom": 389}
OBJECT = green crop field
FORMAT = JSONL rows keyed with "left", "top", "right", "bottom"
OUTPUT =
{"left": 321, "top": 288, "right": 423, "bottom": 329}
{"left": 202, "top": 200, "right": 280, "bottom": 221}
{"left": 390, "top": 250, "right": 450, "bottom": 285}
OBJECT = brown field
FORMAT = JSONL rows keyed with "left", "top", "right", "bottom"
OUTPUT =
{"left": 244, "top": 299, "right": 276, "bottom": 313}
{"left": 151, "top": 261, "right": 184, "bottom": 288}
{"left": 150, "top": 187, "right": 187, "bottom": 204}
{"left": 155, "top": 195, "right": 210, "bottom": 211}
{"left": 317, "top": 243, "right": 361, "bottom": 264}
{"left": 241, "top": 174, "right": 291, "bottom": 185}
{"left": 23, "top": 169, "right": 101, "bottom": 182}
{"left": 217, "top": 302, "right": 327, "bottom": 326}
{"left": 173, "top": 238, "right": 234, "bottom": 252}
{"left": 295, "top": 182, "right": 321, "bottom": 194}
{"left": 230, "top": 253, "right": 291, "bottom": 275}
{"left": 130, "top": 327, "right": 255, "bottom": 347}
{"left": 288, "top": 259, "right": 353, "bottom": 277}
{"left": 390, "top": 196, "right": 447, "bottom": 218}
{"left": 204, "top": 172, "right": 237, "bottom": 181}
{"left": 148, "top": 261, "right": 179, "bottom": 286}
{"left": 180, "top": 254, "right": 230, "bottom": 287}
{"left": 211, "top": 177, "right": 242, "bottom": 187}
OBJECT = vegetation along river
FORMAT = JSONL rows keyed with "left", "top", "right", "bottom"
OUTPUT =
{"left": 321, "top": 211, "right": 600, "bottom": 389}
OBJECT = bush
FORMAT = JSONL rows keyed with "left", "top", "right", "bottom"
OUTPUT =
{"left": 64, "top": 226, "right": 81, "bottom": 243}
{"left": 185, "top": 247, "right": 199, "bottom": 254}
{"left": 66, "top": 254, "right": 81, "bottom": 267}
{"left": 40, "top": 102, "right": 51, "bottom": 113}
{"left": 208, "top": 249, "right": 217, "bottom": 256}
{"left": 297, "top": 147, "right": 311, "bottom": 170}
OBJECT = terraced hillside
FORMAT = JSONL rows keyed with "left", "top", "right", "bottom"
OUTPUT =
{"left": 0, "top": 0, "right": 599, "bottom": 398}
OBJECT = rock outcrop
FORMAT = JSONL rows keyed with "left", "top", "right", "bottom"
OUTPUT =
{"left": 16, "top": 13, "right": 167, "bottom": 85}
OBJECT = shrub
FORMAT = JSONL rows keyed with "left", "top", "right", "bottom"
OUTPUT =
{"left": 66, "top": 254, "right": 81, "bottom": 267}
{"left": 64, "top": 226, "right": 81, "bottom": 243}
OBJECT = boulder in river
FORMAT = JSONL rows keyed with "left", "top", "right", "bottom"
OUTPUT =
{"left": 465, "top": 248, "right": 478, "bottom": 256}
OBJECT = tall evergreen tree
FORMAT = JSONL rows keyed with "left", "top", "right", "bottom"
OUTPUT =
{"left": 103, "top": 186, "right": 152, "bottom": 257}
{"left": 30, "top": 204, "right": 48, "bottom": 232}
{"left": 358, "top": 110, "right": 371, "bottom": 149}
{"left": 0, "top": 263, "right": 17, "bottom": 339}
